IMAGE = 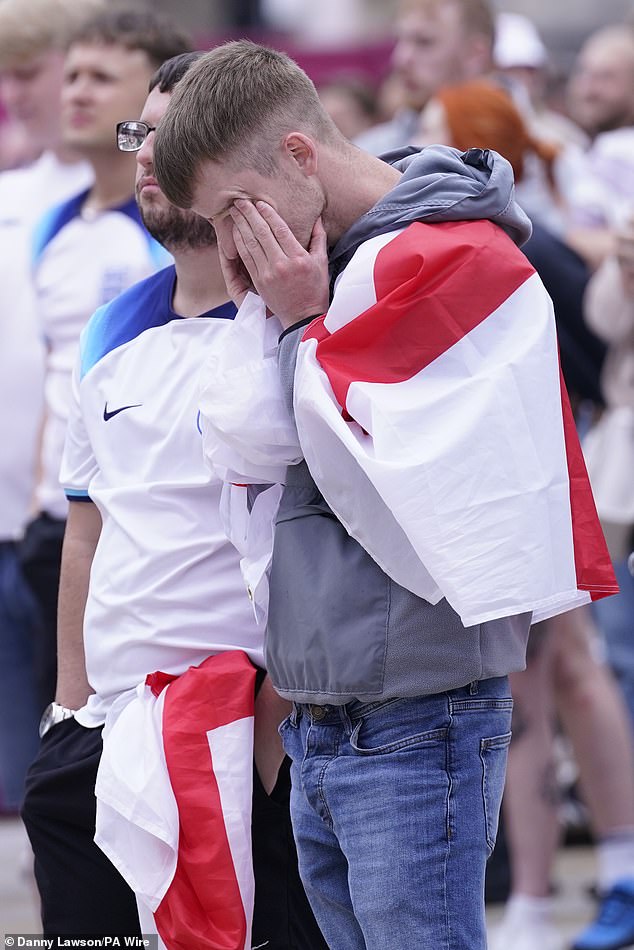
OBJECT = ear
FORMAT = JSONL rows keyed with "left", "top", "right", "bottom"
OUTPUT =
{"left": 281, "top": 132, "right": 318, "bottom": 177}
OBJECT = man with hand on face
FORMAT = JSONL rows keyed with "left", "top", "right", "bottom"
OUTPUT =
{"left": 153, "top": 42, "right": 617, "bottom": 950}
{"left": 22, "top": 51, "right": 327, "bottom": 950}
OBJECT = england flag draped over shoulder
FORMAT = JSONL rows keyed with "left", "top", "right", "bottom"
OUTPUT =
{"left": 294, "top": 219, "right": 616, "bottom": 624}
{"left": 95, "top": 651, "right": 256, "bottom": 950}
{"left": 199, "top": 219, "right": 617, "bottom": 627}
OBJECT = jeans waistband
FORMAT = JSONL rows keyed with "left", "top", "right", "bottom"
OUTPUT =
{"left": 296, "top": 700, "right": 397, "bottom": 726}
{"left": 294, "top": 677, "right": 510, "bottom": 726}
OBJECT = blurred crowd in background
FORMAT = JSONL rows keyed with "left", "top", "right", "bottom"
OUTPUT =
{"left": 1, "top": 1, "right": 634, "bottom": 949}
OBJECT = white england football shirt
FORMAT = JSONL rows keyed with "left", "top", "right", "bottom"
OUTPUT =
{"left": 34, "top": 189, "right": 170, "bottom": 520}
{"left": 61, "top": 266, "right": 264, "bottom": 728}
{"left": 0, "top": 152, "right": 92, "bottom": 538}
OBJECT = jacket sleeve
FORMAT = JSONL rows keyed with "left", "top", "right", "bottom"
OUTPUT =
{"left": 277, "top": 322, "right": 309, "bottom": 416}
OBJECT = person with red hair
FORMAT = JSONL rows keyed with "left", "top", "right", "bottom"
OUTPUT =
{"left": 415, "top": 78, "right": 561, "bottom": 229}
{"left": 416, "top": 77, "right": 634, "bottom": 950}
{"left": 415, "top": 76, "right": 608, "bottom": 406}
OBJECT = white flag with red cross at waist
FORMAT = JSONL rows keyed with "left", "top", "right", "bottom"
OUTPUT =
{"left": 95, "top": 651, "right": 256, "bottom": 950}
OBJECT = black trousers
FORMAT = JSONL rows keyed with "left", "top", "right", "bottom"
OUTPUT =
{"left": 22, "top": 718, "right": 327, "bottom": 948}
{"left": 18, "top": 512, "right": 66, "bottom": 711}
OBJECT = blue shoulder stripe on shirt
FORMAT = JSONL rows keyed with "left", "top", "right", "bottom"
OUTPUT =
{"left": 32, "top": 190, "right": 170, "bottom": 270}
{"left": 32, "top": 188, "right": 90, "bottom": 265}
{"left": 79, "top": 265, "right": 237, "bottom": 379}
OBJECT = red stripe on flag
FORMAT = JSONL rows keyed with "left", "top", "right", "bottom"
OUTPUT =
{"left": 558, "top": 369, "right": 618, "bottom": 599}
{"left": 303, "top": 220, "right": 535, "bottom": 410}
{"left": 154, "top": 651, "right": 256, "bottom": 950}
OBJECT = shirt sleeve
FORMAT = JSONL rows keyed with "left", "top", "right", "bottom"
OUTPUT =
{"left": 59, "top": 353, "right": 98, "bottom": 501}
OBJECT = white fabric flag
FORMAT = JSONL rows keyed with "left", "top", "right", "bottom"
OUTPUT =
{"left": 95, "top": 652, "right": 256, "bottom": 950}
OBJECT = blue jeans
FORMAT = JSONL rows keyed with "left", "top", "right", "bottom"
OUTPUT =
{"left": 593, "top": 560, "right": 634, "bottom": 737}
{"left": 0, "top": 541, "right": 41, "bottom": 809}
{"left": 280, "top": 677, "right": 513, "bottom": 950}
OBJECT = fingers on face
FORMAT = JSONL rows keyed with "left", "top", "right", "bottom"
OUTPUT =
{"left": 230, "top": 202, "right": 272, "bottom": 272}
{"left": 215, "top": 215, "right": 239, "bottom": 260}
{"left": 232, "top": 223, "right": 258, "bottom": 277}
{"left": 254, "top": 201, "right": 299, "bottom": 255}
{"left": 232, "top": 198, "right": 305, "bottom": 261}
{"left": 231, "top": 199, "right": 269, "bottom": 239}
{"left": 309, "top": 216, "right": 327, "bottom": 254}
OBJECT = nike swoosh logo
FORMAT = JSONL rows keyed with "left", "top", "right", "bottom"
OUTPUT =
{"left": 103, "top": 402, "right": 142, "bottom": 421}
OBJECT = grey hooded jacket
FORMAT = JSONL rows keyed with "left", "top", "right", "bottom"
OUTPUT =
{"left": 265, "top": 146, "right": 533, "bottom": 705}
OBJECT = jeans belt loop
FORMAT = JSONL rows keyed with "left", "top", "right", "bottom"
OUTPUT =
{"left": 339, "top": 703, "right": 353, "bottom": 733}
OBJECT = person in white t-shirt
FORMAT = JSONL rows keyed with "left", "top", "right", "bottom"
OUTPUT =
{"left": 21, "top": 52, "right": 327, "bottom": 948}
{"left": 0, "top": 0, "right": 98, "bottom": 814}
{"left": 18, "top": 7, "right": 190, "bottom": 721}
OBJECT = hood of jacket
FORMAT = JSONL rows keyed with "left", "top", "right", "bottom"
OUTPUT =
{"left": 329, "top": 145, "right": 532, "bottom": 280}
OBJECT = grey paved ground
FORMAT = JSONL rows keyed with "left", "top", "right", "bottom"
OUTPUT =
{"left": 0, "top": 815, "right": 600, "bottom": 946}
{"left": 1, "top": 818, "right": 40, "bottom": 935}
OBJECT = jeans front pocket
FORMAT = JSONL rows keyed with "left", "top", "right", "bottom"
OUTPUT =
{"left": 349, "top": 697, "right": 449, "bottom": 755}
{"left": 480, "top": 731, "right": 512, "bottom": 854}
{"left": 278, "top": 709, "right": 305, "bottom": 770}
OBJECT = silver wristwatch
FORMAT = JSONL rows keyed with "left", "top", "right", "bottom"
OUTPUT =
{"left": 39, "top": 702, "right": 77, "bottom": 738}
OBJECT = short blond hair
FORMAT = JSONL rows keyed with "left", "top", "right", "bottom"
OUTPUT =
{"left": 0, "top": 0, "right": 105, "bottom": 68}
{"left": 154, "top": 40, "right": 342, "bottom": 210}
